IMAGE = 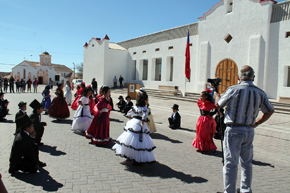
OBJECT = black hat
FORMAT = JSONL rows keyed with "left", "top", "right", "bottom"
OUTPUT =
{"left": 16, "top": 115, "right": 33, "bottom": 130}
{"left": 219, "top": 109, "right": 224, "bottom": 114}
{"left": 29, "top": 99, "right": 42, "bottom": 110}
{"left": 18, "top": 101, "right": 27, "bottom": 108}
{"left": 118, "top": 95, "right": 123, "bottom": 99}
{"left": 2, "top": 99, "right": 9, "bottom": 104}
{"left": 0, "top": 92, "right": 4, "bottom": 96}
{"left": 171, "top": 104, "right": 179, "bottom": 111}
{"left": 125, "top": 95, "right": 131, "bottom": 100}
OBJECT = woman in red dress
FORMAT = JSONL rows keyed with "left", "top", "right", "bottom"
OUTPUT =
{"left": 71, "top": 82, "right": 85, "bottom": 110}
{"left": 85, "top": 86, "right": 111, "bottom": 145}
{"left": 48, "top": 83, "right": 70, "bottom": 120}
{"left": 192, "top": 91, "right": 217, "bottom": 152}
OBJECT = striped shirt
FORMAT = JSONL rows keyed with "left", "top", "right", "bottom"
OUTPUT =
{"left": 217, "top": 80, "right": 274, "bottom": 125}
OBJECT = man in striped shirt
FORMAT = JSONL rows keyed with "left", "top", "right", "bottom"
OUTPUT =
{"left": 216, "top": 65, "right": 274, "bottom": 193}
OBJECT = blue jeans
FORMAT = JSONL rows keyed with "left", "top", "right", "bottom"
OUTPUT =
{"left": 223, "top": 126, "right": 255, "bottom": 193}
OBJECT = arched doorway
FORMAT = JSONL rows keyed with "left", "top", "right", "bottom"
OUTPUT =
{"left": 215, "top": 59, "right": 238, "bottom": 94}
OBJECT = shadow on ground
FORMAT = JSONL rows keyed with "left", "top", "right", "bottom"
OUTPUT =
{"left": 201, "top": 150, "right": 275, "bottom": 168}
{"left": 13, "top": 168, "right": 63, "bottom": 192}
{"left": 121, "top": 161, "right": 208, "bottom": 184}
{"left": 150, "top": 133, "right": 183, "bottom": 143}
{"left": 110, "top": 118, "right": 124, "bottom": 123}
{"left": 39, "top": 145, "right": 66, "bottom": 156}
{"left": 3, "top": 120, "right": 14, "bottom": 124}
{"left": 51, "top": 120, "right": 72, "bottom": 124}
{"left": 89, "top": 139, "right": 116, "bottom": 149}
{"left": 176, "top": 127, "right": 196, "bottom": 133}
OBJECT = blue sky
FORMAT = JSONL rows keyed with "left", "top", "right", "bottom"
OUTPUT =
{"left": 0, "top": 0, "right": 285, "bottom": 72}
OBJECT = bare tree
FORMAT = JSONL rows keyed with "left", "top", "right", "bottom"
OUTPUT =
{"left": 76, "top": 63, "right": 83, "bottom": 78}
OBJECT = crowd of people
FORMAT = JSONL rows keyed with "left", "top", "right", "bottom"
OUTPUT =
{"left": 0, "top": 77, "right": 39, "bottom": 93}
{"left": 1, "top": 66, "right": 275, "bottom": 193}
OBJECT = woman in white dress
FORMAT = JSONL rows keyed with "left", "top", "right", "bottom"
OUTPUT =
{"left": 64, "top": 81, "right": 72, "bottom": 105}
{"left": 112, "top": 90, "right": 156, "bottom": 164}
{"left": 71, "top": 87, "right": 93, "bottom": 133}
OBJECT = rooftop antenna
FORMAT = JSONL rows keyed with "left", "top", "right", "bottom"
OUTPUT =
{"left": 41, "top": 45, "right": 42, "bottom": 53}
{"left": 30, "top": 55, "right": 32, "bottom": 61}
{"left": 24, "top": 57, "right": 26, "bottom": 60}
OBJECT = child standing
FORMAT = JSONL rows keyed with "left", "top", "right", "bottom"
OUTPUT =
{"left": 72, "top": 87, "right": 93, "bottom": 133}
{"left": 112, "top": 90, "right": 156, "bottom": 164}
{"left": 15, "top": 101, "right": 27, "bottom": 134}
{"left": 29, "top": 99, "right": 47, "bottom": 145}
{"left": 42, "top": 85, "right": 51, "bottom": 114}
{"left": 64, "top": 81, "right": 72, "bottom": 105}
{"left": 85, "top": 86, "right": 112, "bottom": 145}
{"left": 192, "top": 91, "right": 217, "bottom": 152}
{"left": 123, "top": 95, "right": 133, "bottom": 114}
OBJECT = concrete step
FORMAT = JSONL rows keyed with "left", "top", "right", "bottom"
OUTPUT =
{"left": 111, "top": 88, "right": 290, "bottom": 114}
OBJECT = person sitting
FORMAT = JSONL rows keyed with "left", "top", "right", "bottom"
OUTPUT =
{"left": 29, "top": 99, "right": 47, "bottom": 146}
{"left": 168, "top": 104, "right": 181, "bottom": 129}
{"left": 15, "top": 101, "right": 27, "bottom": 134}
{"left": 0, "top": 99, "right": 9, "bottom": 122}
{"left": 9, "top": 115, "right": 46, "bottom": 174}
{"left": 116, "top": 96, "right": 125, "bottom": 112}
{"left": 123, "top": 95, "right": 133, "bottom": 114}
{"left": 214, "top": 108, "right": 226, "bottom": 140}
{"left": 0, "top": 93, "right": 4, "bottom": 105}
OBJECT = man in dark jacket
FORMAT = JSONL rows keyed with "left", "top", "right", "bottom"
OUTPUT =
{"left": 29, "top": 99, "right": 46, "bottom": 146}
{"left": 168, "top": 104, "right": 181, "bottom": 129}
{"left": 9, "top": 76, "right": 15, "bottom": 93}
{"left": 15, "top": 101, "right": 27, "bottom": 134}
{"left": 9, "top": 115, "right": 46, "bottom": 174}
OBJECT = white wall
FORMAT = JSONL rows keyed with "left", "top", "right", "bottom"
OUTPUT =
{"left": 198, "top": 0, "right": 273, "bottom": 94}
{"left": 269, "top": 20, "right": 290, "bottom": 99}
{"left": 12, "top": 62, "right": 37, "bottom": 81}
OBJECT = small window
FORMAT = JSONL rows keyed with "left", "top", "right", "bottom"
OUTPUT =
{"left": 155, "top": 48, "right": 160, "bottom": 52}
{"left": 227, "top": 0, "right": 233, "bottom": 13}
{"left": 225, "top": 34, "right": 233, "bottom": 43}
{"left": 286, "top": 32, "right": 290, "bottom": 38}
{"left": 133, "top": 52, "right": 137, "bottom": 55}
{"left": 168, "top": 46, "right": 173, "bottom": 50}
{"left": 142, "top": 60, "right": 148, "bottom": 80}
{"left": 92, "top": 44, "right": 94, "bottom": 47}
{"left": 142, "top": 51, "right": 146, "bottom": 54}
{"left": 287, "top": 67, "right": 290, "bottom": 87}
{"left": 189, "top": 43, "right": 193, "bottom": 47}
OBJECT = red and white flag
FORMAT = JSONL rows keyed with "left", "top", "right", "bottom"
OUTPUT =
{"left": 185, "top": 28, "right": 190, "bottom": 80}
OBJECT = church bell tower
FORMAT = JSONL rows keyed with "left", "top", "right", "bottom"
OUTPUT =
{"left": 39, "top": 51, "right": 51, "bottom": 66}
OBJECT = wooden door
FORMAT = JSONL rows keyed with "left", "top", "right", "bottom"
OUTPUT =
{"left": 215, "top": 59, "right": 238, "bottom": 94}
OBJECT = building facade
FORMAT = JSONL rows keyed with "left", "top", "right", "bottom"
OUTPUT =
{"left": 83, "top": 0, "right": 290, "bottom": 101}
{"left": 12, "top": 52, "right": 73, "bottom": 85}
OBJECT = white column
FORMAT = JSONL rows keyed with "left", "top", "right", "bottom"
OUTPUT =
{"left": 198, "top": 41, "right": 210, "bottom": 92}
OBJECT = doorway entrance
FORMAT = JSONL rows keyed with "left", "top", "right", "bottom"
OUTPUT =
{"left": 38, "top": 77, "right": 43, "bottom": 84}
{"left": 215, "top": 59, "right": 238, "bottom": 94}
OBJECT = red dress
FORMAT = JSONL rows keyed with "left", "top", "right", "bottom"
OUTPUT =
{"left": 192, "top": 99, "right": 217, "bottom": 151}
{"left": 71, "top": 88, "right": 84, "bottom": 110}
{"left": 85, "top": 96, "right": 111, "bottom": 145}
{"left": 48, "top": 88, "right": 70, "bottom": 119}
{"left": 89, "top": 96, "right": 95, "bottom": 114}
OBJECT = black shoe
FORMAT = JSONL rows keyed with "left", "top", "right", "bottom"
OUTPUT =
{"left": 237, "top": 188, "right": 240, "bottom": 193}
{"left": 39, "top": 161, "right": 46, "bottom": 167}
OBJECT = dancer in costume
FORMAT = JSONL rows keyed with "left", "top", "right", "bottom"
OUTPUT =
{"left": 48, "top": 83, "right": 70, "bottom": 120}
{"left": 86, "top": 85, "right": 95, "bottom": 115}
{"left": 192, "top": 91, "right": 217, "bottom": 152}
{"left": 71, "top": 82, "right": 85, "bottom": 110}
{"left": 112, "top": 90, "right": 156, "bottom": 164}
{"left": 64, "top": 81, "right": 72, "bottom": 105}
{"left": 71, "top": 87, "right": 93, "bottom": 133}
{"left": 41, "top": 85, "right": 51, "bottom": 114}
{"left": 85, "top": 86, "right": 112, "bottom": 145}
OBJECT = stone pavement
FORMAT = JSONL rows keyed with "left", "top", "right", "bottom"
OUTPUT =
{"left": 0, "top": 86, "right": 289, "bottom": 193}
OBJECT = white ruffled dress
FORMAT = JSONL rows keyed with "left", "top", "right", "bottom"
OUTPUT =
{"left": 71, "top": 96, "right": 92, "bottom": 132}
{"left": 112, "top": 106, "right": 156, "bottom": 163}
{"left": 64, "top": 85, "right": 72, "bottom": 104}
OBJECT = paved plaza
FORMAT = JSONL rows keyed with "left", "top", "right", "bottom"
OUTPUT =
{"left": 0, "top": 86, "right": 290, "bottom": 193}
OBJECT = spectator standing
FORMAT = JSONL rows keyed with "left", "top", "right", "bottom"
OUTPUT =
{"left": 50, "top": 79, "right": 54, "bottom": 90}
{"left": 16, "top": 80, "right": 21, "bottom": 93}
{"left": 113, "top": 76, "right": 117, "bottom": 89}
{"left": 91, "top": 78, "right": 98, "bottom": 94}
{"left": 0, "top": 79, "right": 3, "bottom": 93}
{"left": 33, "top": 78, "right": 38, "bottom": 93}
{"left": 27, "top": 79, "right": 32, "bottom": 93}
{"left": 9, "top": 76, "right": 15, "bottom": 93}
{"left": 119, "top": 75, "right": 124, "bottom": 88}
{"left": 22, "top": 80, "right": 26, "bottom": 93}
{"left": 3, "top": 78, "right": 8, "bottom": 93}
{"left": 216, "top": 65, "right": 274, "bottom": 193}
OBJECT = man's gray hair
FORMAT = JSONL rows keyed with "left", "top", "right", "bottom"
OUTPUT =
{"left": 239, "top": 66, "right": 255, "bottom": 80}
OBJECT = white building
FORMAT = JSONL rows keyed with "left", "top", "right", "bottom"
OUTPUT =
{"left": 83, "top": 0, "right": 290, "bottom": 101}
{"left": 12, "top": 52, "right": 73, "bottom": 85}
